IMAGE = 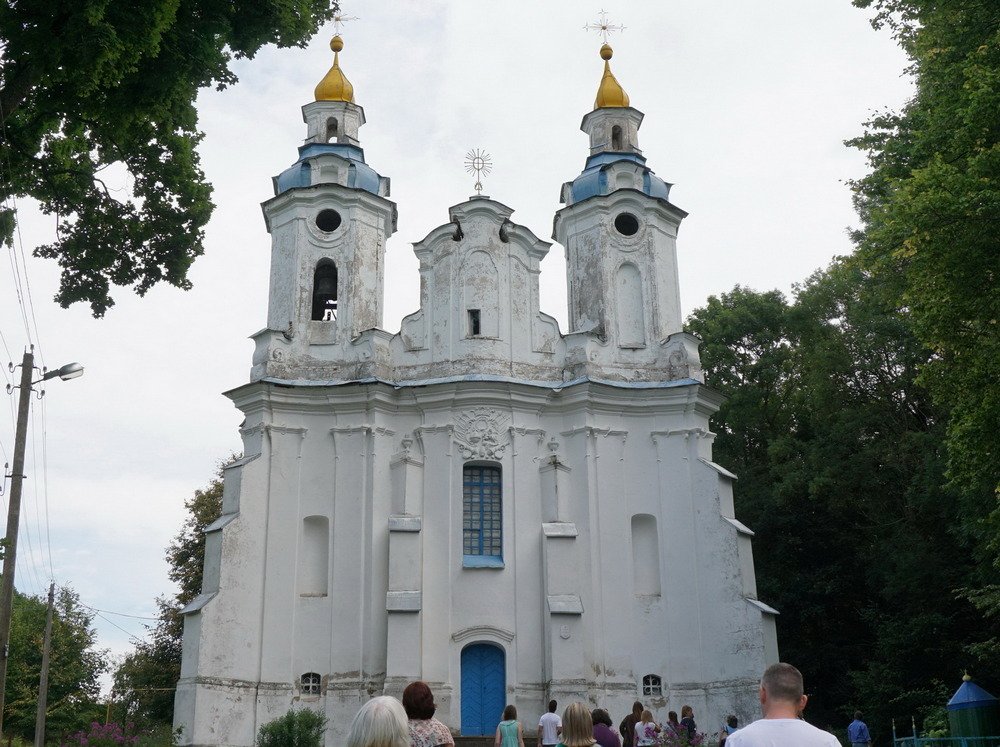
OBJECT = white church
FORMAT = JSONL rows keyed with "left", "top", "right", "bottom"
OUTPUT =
{"left": 174, "top": 30, "right": 778, "bottom": 747}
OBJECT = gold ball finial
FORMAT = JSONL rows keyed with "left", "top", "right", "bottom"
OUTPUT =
{"left": 963, "top": 672, "right": 973, "bottom": 681}
{"left": 600, "top": 43, "right": 613, "bottom": 61}
{"left": 331, "top": 35, "right": 344, "bottom": 52}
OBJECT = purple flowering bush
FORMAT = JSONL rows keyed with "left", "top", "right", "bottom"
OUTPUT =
{"left": 61, "top": 721, "right": 141, "bottom": 746}
{"left": 658, "top": 729, "right": 706, "bottom": 747}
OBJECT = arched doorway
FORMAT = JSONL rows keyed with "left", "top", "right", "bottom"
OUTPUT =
{"left": 460, "top": 643, "right": 505, "bottom": 736}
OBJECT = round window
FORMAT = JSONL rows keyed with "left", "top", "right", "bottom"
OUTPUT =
{"left": 614, "top": 212, "right": 640, "bottom": 236}
{"left": 315, "top": 209, "right": 342, "bottom": 232}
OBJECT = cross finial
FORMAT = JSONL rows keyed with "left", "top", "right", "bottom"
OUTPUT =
{"left": 584, "top": 10, "right": 625, "bottom": 44}
{"left": 464, "top": 148, "right": 493, "bottom": 196}
{"left": 332, "top": 10, "right": 359, "bottom": 35}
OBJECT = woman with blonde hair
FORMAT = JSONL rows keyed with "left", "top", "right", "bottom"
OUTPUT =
{"left": 559, "top": 702, "right": 596, "bottom": 747}
{"left": 347, "top": 695, "right": 410, "bottom": 747}
{"left": 633, "top": 709, "right": 659, "bottom": 747}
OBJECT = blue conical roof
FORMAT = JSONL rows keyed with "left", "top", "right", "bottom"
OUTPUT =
{"left": 948, "top": 678, "right": 999, "bottom": 711}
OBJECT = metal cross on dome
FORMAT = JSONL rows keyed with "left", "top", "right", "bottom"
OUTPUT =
{"left": 465, "top": 148, "right": 493, "bottom": 196}
{"left": 332, "top": 10, "right": 359, "bottom": 34}
{"left": 584, "top": 10, "right": 626, "bottom": 43}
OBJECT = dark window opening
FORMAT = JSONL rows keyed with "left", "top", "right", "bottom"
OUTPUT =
{"left": 312, "top": 261, "right": 338, "bottom": 321}
{"left": 326, "top": 118, "right": 338, "bottom": 142}
{"left": 468, "top": 309, "right": 481, "bottom": 336}
{"left": 614, "top": 212, "right": 640, "bottom": 236}
{"left": 301, "top": 672, "right": 322, "bottom": 696}
{"left": 316, "top": 209, "right": 342, "bottom": 232}
{"left": 642, "top": 674, "right": 662, "bottom": 696}
{"left": 463, "top": 465, "right": 502, "bottom": 558}
{"left": 611, "top": 125, "right": 623, "bottom": 150}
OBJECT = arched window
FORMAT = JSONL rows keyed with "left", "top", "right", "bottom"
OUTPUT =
{"left": 642, "top": 674, "right": 662, "bottom": 696}
{"left": 611, "top": 125, "right": 623, "bottom": 150}
{"left": 312, "top": 260, "right": 338, "bottom": 321}
{"left": 463, "top": 465, "right": 502, "bottom": 565}
{"left": 301, "top": 672, "right": 322, "bottom": 695}
{"left": 326, "top": 117, "right": 339, "bottom": 142}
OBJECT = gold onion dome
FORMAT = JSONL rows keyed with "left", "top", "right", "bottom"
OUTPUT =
{"left": 594, "top": 43, "right": 629, "bottom": 109}
{"left": 314, "top": 35, "right": 355, "bottom": 102}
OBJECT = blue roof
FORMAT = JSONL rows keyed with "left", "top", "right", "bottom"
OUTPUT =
{"left": 947, "top": 680, "right": 999, "bottom": 711}
{"left": 273, "top": 142, "right": 384, "bottom": 196}
{"left": 566, "top": 151, "right": 671, "bottom": 203}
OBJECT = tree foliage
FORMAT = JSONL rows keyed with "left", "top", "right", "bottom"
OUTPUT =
{"left": 0, "top": 0, "right": 338, "bottom": 315}
{"left": 113, "top": 473, "right": 223, "bottom": 727}
{"left": 3, "top": 586, "right": 106, "bottom": 741}
{"left": 848, "top": 0, "right": 999, "bottom": 506}
{"left": 688, "top": 262, "right": 996, "bottom": 738}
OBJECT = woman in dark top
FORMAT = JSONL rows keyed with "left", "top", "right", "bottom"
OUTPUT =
{"left": 618, "top": 702, "right": 643, "bottom": 747}
{"left": 679, "top": 705, "right": 696, "bottom": 740}
{"left": 591, "top": 709, "right": 621, "bottom": 747}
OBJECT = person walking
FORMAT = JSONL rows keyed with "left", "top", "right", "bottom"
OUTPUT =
{"left": 848, "top": 711, "right": 872, "bottom": 747}
{"left": 619, "top": 702, "right": 643, "bottom": 747}
{"left": 496, "top": 705, "right": 525, "bottom": 747}
{"left": 539, "top": 700, "right": 563, "bottom": 747}
{"left": 726, "top": 663, "right": 839, "bottom": 746}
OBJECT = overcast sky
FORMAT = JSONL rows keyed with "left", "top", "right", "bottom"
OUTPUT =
{"left": 0, "top": 2, "right": 914, "bottom": 691}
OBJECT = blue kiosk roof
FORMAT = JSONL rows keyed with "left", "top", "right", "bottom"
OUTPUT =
{"left": 948, "top": 680, "right": 999, "bottom": 711}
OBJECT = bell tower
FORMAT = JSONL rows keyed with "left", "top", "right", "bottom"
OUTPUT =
{"left": 553, "top": 42, "right": 699, "bottom": 381}
{"left": 251, "top": 35, "right": 397, "bottom": 382}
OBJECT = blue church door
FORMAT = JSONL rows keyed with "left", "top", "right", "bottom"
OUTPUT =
{"left": 461, "top": 644, "right": 506, "bottom": 736}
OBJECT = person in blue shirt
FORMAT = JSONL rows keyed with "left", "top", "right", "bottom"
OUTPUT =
{"left": 848, "top": 711, "right": 872, "bottom": 746}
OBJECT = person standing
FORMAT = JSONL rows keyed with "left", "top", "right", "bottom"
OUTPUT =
{"left": 848, "top": 711, "right": 872, "bottom": 747}
{"left": 495, "top": 705, "right": 525, "bottom": 747}
{"left": 401, "top": 681, "right": 454, "bottom": 747}
{"left": 619, "top": 701, "right": 643, "bottom": 747}
{"left": 718, "top": 715, "right": 738, "bottom": 746}
{"left": 633, "top": 710, "right": 660, "bottom": 747}
{"left": 726, "top": 663, "right": 840, "bottom": 747}
{"left": 591, "top": 709, "right": 621, "bottom": 747}
{"left": 539, "top": 700, "right": 563, "bottom": 747}
{"left": 559, "top": 702, "right": 597, "bottom": 747}
{"left": 679, "top": 706, "right": 697, "bottom": 740}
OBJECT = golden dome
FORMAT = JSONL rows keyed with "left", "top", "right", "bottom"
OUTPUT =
{"left": 314, "top": 35, "right": 355, "bottom": 103}
{"left": 594, "top": 44, "right": 630, "bottom": 109}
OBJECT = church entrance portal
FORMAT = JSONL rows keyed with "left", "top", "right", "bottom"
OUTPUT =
{"left": 460, "top": 643, "right": 506, "bottom": 736}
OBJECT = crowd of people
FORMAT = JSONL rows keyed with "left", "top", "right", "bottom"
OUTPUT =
{"left": 343, "top": 663, "right": 861, "bottom": 747}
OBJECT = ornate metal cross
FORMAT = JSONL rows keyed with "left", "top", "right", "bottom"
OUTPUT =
{"left": 464, "top": 148, "right": 493, "bottom": 196}
{"left": 584, "top": 10, "right": 625, "bottom": 43}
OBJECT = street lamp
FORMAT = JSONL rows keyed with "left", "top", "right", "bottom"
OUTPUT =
{"left": 0, "top": 345, "right": 83, "bottom": 738}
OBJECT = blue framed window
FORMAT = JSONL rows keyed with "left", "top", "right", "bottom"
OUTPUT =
{"left": 463, "top": 465, "right": 503, "bottom": 567}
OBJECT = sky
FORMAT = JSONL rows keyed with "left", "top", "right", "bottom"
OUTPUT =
{"left": 0, "top": 2, "right": 915, "bottom": 694}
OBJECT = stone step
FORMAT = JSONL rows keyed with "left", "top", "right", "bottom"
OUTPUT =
{"left": 454, "top": 736, "right": 540, "bottom": 747}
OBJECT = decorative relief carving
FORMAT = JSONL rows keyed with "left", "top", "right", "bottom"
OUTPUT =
{"left": 454, "top": 408, "right": 510, "bottom": 460}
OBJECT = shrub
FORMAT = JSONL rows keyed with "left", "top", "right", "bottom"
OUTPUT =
{"left": 256, "top": 709, "right": 327, "bottom": 747}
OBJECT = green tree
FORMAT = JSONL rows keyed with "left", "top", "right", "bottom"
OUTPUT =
{"left": 0, "top": 0, "right": 338, "bottom": 316}
{"left": 688, "top": 262, "right": 993, "bottom": 736}
{"left": 113, "top": 472, "right": 223, "bottom": 727}
{"left": 848, "top": 0, "right": 999, "bottom": 513}
{"left": 3, "top": 586, "right": 106, "bottom": 741}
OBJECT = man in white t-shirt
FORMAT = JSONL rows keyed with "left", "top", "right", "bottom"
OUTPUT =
{"left": 538, "top": 700, "right": 562, "bottom": 747}
{"left": 726, "top": 663, "right": 840, "bottom": 747}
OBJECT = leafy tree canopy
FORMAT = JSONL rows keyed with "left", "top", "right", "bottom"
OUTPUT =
{"left": 688, "top": 261, "right": 995, "bottom": 736}
{"left": 4, "top": 586, "right": 107, "bottom": 741}
{"left": 848, "top": 0, "right": 999, "bottom": 503}
{"left": 0, "top": 0, "right": 338, "bottom": 315}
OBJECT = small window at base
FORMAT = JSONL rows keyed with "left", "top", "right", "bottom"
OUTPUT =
{"left": 301, "top": 672, "right": 322, "bottom": 695}
{"left": 642, "top": 674, "right": 662, "bottom": 696}
{"left": 468, "top": 309, "right": 481, "bottom": 336}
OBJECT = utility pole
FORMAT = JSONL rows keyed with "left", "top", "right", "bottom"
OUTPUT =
{"left": 0, "top": 347, "right": 35, "bottom": 737}
{"left": 33, "top": 582, "right": 54, "bottom": 747}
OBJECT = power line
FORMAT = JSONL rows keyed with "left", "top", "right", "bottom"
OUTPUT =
{"left": 77, "top": 602, "right": 161, "bottom": 622}
{"left": 95, "top": 612, "right": 146, "bottom": 644}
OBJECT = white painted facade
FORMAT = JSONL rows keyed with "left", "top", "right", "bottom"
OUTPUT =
{"left": 175, "top": 49, "right": 778, "bottom": 747}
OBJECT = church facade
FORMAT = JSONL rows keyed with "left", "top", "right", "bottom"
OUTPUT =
{"left": 174, "top": 34, "right": 778, "bottom": 747}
